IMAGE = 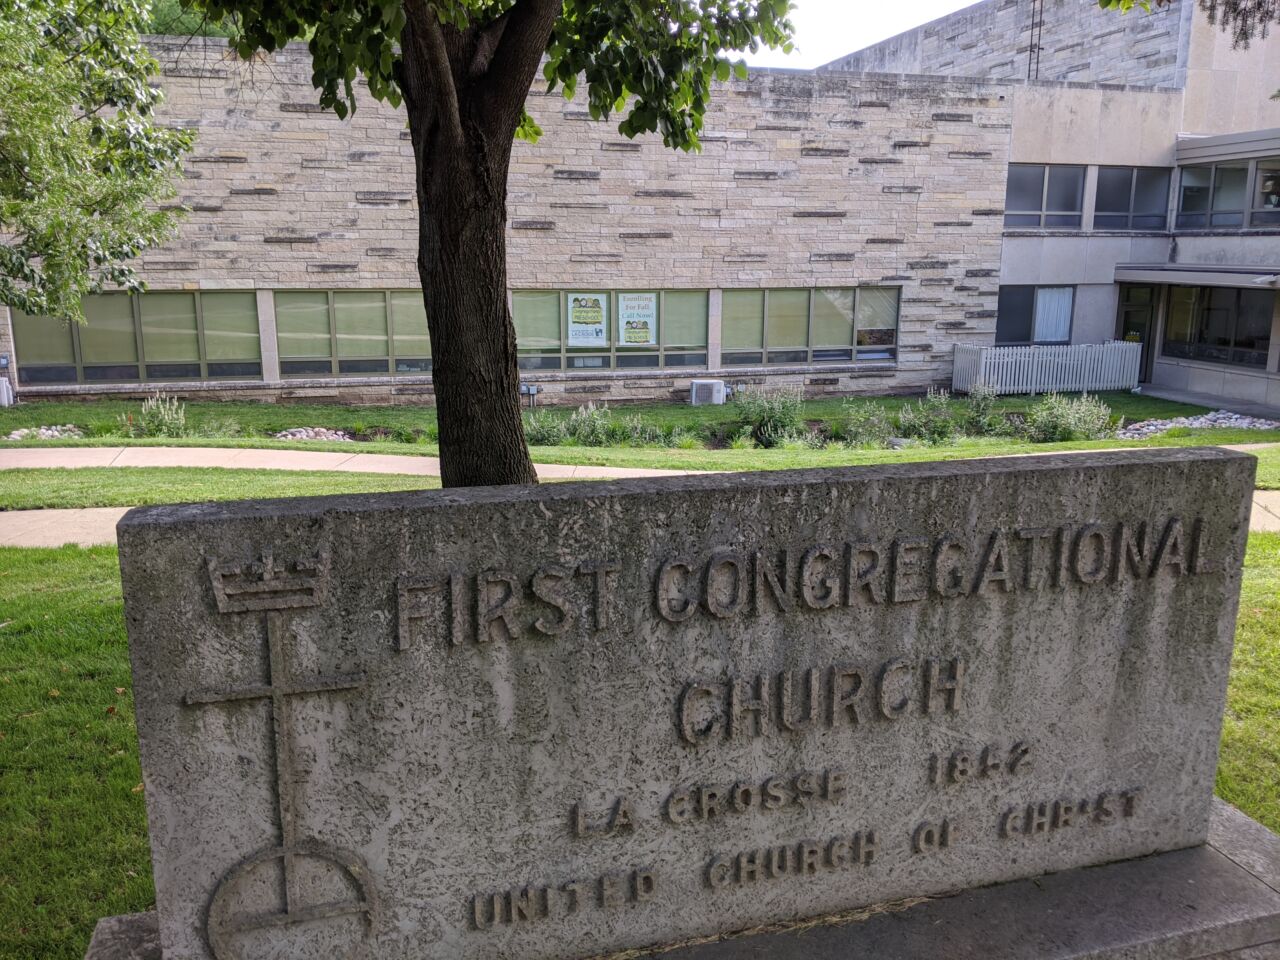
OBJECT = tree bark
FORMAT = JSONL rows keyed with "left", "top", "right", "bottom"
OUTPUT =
{"left": 398, "top": 2, "right": 554, "bottom": 488}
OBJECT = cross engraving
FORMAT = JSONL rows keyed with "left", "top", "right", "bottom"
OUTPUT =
{"left": 193, "top": 551, "right": 379, "bottom": 960}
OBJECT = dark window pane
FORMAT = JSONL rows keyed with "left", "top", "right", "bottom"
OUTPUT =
{"left": 1179, "top": 167, "right": 1211, "bottom": 213}
{"left": 1252, "top": 209, "right": 1280, "bottom": 225}
{"left": 518, "top": 355, "right": 562, "bottom": 371}
{"left": 1004, "top": 213, "right": 1042, "bottom": 228}
{"left": 1122, "top": 286, "right": 1153, "bottom": 305}
{"left": 145, "top": 362, "right": 202, "bottom": 380}
{"left": 616, "top": 353, "right": 660, "bottom": 368}
{"left": 857, "top": 346, "right": 896, "bottom": 360}
{"left": 83, "top": 364, "right": 139, "bottom": 381}
{"left": 1176, "top": 212, "right": 1207, "bottom": 229}
{"left": 1094, "top": 213, "right": 1131, "bottom": 230}
{"left": 1131, "top": 214, "right": 1167, "bottom": 229}
{"left": 1044, "top": 213, "right": 1082, "bottom": 228}
{"left": 767, "top": 350, "right": 808, "bottom": 364}
{"left": 1046, "top": 165, "right": 1085, "bottom": 213}
{"left": 1211, "top": 211, "right": 1245, "bottom": 227}
{"left": 812, "top": 348, "right": 854, "bottom": 361}
{"left": 1237, "top": 289, "right": 1274, "bottom": 358}
{"left": 996, "top": 286, "right": 1035, "bottom": 344}
{"left": 1212, "top": 165, "right": 1248, "bottom": 211}
{"left": 661, "top": 353, "right": 707, "bottom": 367}
{"left": 17, "top": 364, "right": 77, "bottom": 384}
{"left": 281, "top": 359, "right": 334, "bottom": 376}
{"left": 1095, "top": 167, "right": 1134, "bottom": 214}
{"left": 207, "top": 361, "right": 262, "bottom": 378}
{"left": 568, "top": 355, "right": 611, "bottom": 369}
{"left": 338, "top": 358, "right": 390, "bottom": 375}
{"left": 1005, "top": 164, "right": 1045, "bottom": 212}
{"left": 721, "top": 351, "right": 764, "bottom": 365}
{"left": 1163, "top": 287, "right": 1197, "bottom": 358}
{"left": 1134, "top": 168, "right": 1170, "bottom": 215}
{"left": 394, "top": 358, "right": 432, "bottom": 374}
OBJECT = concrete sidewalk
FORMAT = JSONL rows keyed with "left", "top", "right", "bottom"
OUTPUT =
{"left": 0, "top": 445, "right": 693, "bottom": 481}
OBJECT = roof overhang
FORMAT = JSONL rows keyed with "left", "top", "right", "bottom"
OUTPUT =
{"left": 1114, "top": 263, "right": 1280, "bottom": 288}
{"left": 1176, "top": 128, "right": 1280, "bottom": 166}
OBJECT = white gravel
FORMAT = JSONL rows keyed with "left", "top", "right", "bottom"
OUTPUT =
{"left": 1116, "top": 409, "right": 1280, "bottom": 440}
{"left": 7, "top": 424, "right": 85, "bottom": 440}
{"left": 273, "top": 427, "right": 355, "bottom": 442}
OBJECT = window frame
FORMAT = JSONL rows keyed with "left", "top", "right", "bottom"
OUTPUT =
{"left": 721, "top": 287, "right": 900, "bottom": 367}
{"left": 1159, "top": 284, "right": 1274, "bottom": 369}
{"left": 1177, "top": 162, "right": 1254, "bottom": 230}
{"left": 13, "top": 291, "right": 264, "bottom": 386}
{"left": 1004, "top": 163, "right": 1086, "bottom": 229}
{"left": 276, "top": 289, "right": 432, "bottom": 378}
{"left": 1093, "top": 166, "right": 1171, "bottom": 231}
{"left": 994, "top": 284, "right": 1077, "bottom": 346}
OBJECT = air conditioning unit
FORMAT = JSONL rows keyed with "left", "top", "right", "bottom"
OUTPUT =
{"left": 690, "top": 379, "right": 727, "bottom": 406}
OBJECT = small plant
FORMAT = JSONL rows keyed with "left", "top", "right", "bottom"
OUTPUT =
{"left": 1022, "top": 393, "right": 1114, "bottom": 443}
{"left": 962, "top": 382, "right": 1013, "bottom": 438}
{"left": 564, "top": 402, "right": 612, "bottom": 446}
{"left": 86, "top": 420, "right": 122, "bottom": 438}
{"left": 842, "top": 400, "right": 896, "bottom": 448}
{"left": 350, "top": 420, "right": 371, "bottom": 438}
{"left": 728, "top": 430, "right": 757, "bottom": 451}
{"left": 734, "top": 387, "right": 804, "bottom": 448}
{"left": 669, "top": 429, "right": 703, "bottom": 450}
{"left": 195, "top": 417, "right": 242, "bottom": 439}
{"left": 391, "top": 427, "right": 419, "bottom": 444}
{"left": 523, "top": 410, "right": 568, "bottom": 446}
{"left": 118, "top": 392, "right": 188, "bottom": 438}
{"left": 896, "top": 387, "right": 960, "bottom": 446}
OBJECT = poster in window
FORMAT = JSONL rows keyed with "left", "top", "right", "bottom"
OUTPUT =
{"left": 618, "top": 292, "right": 658, "bottom": 346}
{"left": 567, "top": 294, "right": 608, "bottom": 347}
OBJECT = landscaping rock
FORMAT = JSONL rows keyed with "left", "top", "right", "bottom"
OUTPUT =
{"left": 1116, "top": 410, "right": 1280, "bottom": 440}
{"left": 272, "top": 427, "right": 354, "bottom": 442}
{"left": 6, "top": 424, "right": 85, "bottom": 441}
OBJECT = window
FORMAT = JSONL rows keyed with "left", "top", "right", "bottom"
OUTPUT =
{"left": 1094, "top": 167, "right": 1170, "bottom": 230}
{"left": 1161, "top": 286, "right": 1273, "bottom": 367}
{"left": 1004, "top": 164, "right": 1085, "bottom": 228}
{"left": 1254, "top": 160, "right": 1280, "bottom": 225}
{"left": 11, "top": 292, "right": 262, "bottom": 385}
{"left": 275, "top": 290, "right": 432, "bottom": 377}
{"left": 1177, "top": 164, "right": 1248, "bottom": 229}
{"left": 721, "top": 287, "right": 899, "bottom": 365}
{"left": 995, "top": 286, "right": 1075, "bottom": 344}
{"left": 512, "top": 291, "right": 708, "bottom": 370}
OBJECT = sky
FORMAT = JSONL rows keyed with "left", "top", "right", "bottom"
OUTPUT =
{"left": 742, "top": 0, "right": 981, "bottom": 70}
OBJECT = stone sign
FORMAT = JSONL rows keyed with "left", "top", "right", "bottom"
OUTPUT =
{"left": 118, "top": 449, "right": 1253, "bottom": 960}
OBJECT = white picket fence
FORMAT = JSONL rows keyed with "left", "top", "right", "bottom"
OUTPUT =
{"left": 951, "top": 341, "right": 1141, "bottom": 395}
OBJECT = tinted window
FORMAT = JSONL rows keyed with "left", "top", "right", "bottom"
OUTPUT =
{"left": 996, "top": 286, "right": 1035, "bottom": 344}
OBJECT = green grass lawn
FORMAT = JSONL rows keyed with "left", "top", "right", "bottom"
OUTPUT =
{"left": 2, "top": 537, "right": 1278, "bottom": 959}
{"left": 0, "top": 468, "right": 439, "bottom": 511}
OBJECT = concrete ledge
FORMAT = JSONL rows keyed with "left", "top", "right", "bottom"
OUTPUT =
{"left": 86, "top": 800, "right": 1280, "bottom": 959}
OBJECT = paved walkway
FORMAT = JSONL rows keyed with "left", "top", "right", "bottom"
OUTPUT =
{"left": 2, "top": 443, "right": 1279, "bottom": 548}
{"left": 1138, "top": 387, "right": 1280, "bottom": 421}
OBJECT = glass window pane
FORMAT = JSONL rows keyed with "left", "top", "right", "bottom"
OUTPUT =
{"left": 12, "top": 308, "right": 75, "bottom": 364}
{"left": 1212, "top": 165, "right": 1248, "bottom": 211}
{"left": 202, "top": 292, "right": 260, "bottom": 360}
{"left": 766, "top": 289, "right": 809, "bottom": 349}
{"left": 1134, "top": 168, "right": 1170, "bottom": 215}
{"left": 996, "top": 286, "right": 1035, "bottom": 344}
{"left": 275, "top": 291, "right": 332, "bottom": 359}
{"left": 722, "top": 290, "right": 764, "bottom": 349}
{"left": 1005, "top": 164, "right": 1045, "bottom": 212}
{"left": 390, "top": 291, "right": 430, "bottom": 359}
{"left": 1236, "top": 289, "right": 1274, "bottom": 365}
{"left": 1162, "top": 287, "right": 1196, "bottom": 358}
{"left": 1256, "top": 161, "right": 1280, "bottom": 212}
{"left": 140, "top": 292, "right": 199, "bottom": 363}
{"left": 1196, "top": 286, "right": 1236, "bottom": 362}
{"left": 1032, "top": 287, "right": 1074, "bottom": 342}
{"left": 512, "top": 291, "right": 561, "bottom": 351}
{"left": 855, "top": 287, "right": 899, "bottom": 351}
{"left": 1095, "top": 167, "right": 1134, "bottom": 214}
{"left": 810, "top": 289, "right": 854, "bottom": 348}
{"left": 617, "top": 292, "right": 659, "bottom": 348}
{"left": 663, "top": 291, "right": 708, "bottom": 348}
{"left": 1046, "top": 165, "right": 1085, "bottom": 213}
{"left": 1180, "top": 167, "right": 1211, "bottom": 213}
{"left": 80, "top": 294, "right": 137, "bottom": 363}
{"left": 333, "top": 291, "right": 389, "bottom": 358}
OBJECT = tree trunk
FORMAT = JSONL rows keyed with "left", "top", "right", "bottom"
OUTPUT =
{"left": 408, "top": 118, "right": 538, "bottom": 489}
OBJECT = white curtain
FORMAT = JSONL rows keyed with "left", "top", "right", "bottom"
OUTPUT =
{"left": 1033, "top": 287, "right": 1073, "bottom": 343}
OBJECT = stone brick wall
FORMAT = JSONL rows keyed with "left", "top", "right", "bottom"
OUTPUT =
{"left": 821, "top": 0, "right": 1190, "bottom": 88}
{"left": 14, "top": 37, "right": 1013, "bottom": 403}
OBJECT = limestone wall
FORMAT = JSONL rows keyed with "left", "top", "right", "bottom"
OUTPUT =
{"left": 83, "top": 36, "right": 1014, "bottom": 400}
{"left": 821, "top": 0, "right": 1190, "bottom": 88}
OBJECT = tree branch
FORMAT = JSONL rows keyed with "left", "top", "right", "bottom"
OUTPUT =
{"left": 401, "top": 0, "right": 465, "bottom": 150}
{"left": 475, "top": 0, "right": 560, "bottom": 128}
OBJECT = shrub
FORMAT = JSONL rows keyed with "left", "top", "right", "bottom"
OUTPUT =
{"left": 564, "top": 403, "right": 612, "bottom": 446}
{"left": 118, "top": 392, "right": 188, "bottom": 438}
{"left": 896, "top": 387, "right": 960, "bottom": 445}
{"left": 1022, "top": 393, "right": 1114, "bottom": 443}
{"left": 734, "top": 387, "right": 804, "bottom": 448}
{"left": 390, "top": 426, "right": 420, "bottom": 444}
{"left": 86, "top": 420, "right": 121, "bottom": 438}
{"left": 670, "top": 429, "right": 703, "bottom": 450}
{"left": 195, "top": 417, "right": 242, "bottom": 438}
{"left": 962, "top": 382, "right": 1013, "bottom": 438}
{"left": 523, "top": 410, "right": 568, "bottom": 446}
{"left": 842, "top": 400, "right": 896, "bottom": 448}
{"left": 728, "top": 430, "right": 757, "bottom": 450}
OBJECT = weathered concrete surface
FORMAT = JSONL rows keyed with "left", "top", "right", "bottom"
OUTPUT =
{"left": 117, "top": 449, "right": 1253, "bottom": 960}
